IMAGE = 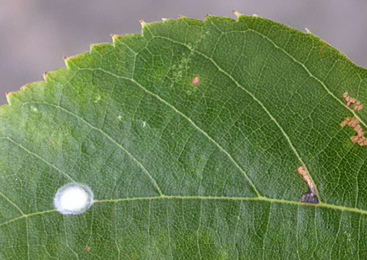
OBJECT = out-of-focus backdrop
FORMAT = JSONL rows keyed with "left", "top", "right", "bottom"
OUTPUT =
{"left": 1, "top": 0, "right": 367, "bottom": 105}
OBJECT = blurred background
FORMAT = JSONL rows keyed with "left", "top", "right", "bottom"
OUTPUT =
{"left": 1, "top": 0, "right": 367, "bottom": 105}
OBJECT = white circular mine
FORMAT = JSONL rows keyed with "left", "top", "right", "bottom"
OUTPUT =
{"left": 54, "top": 183, "right": 94, "bottom": 215}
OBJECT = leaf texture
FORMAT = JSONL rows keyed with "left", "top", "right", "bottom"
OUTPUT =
{"left": 1, "top": 14, "right": 367, "bottom": 259}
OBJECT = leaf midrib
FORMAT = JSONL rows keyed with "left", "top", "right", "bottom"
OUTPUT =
{"left": 1, "top": 195, "right": 367, "bottom": 230}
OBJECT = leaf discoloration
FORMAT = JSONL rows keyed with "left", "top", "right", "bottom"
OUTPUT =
{"left": 341, "top": 117, "right": 367, "bottom": 146}
{"left": 191, "top": 75, "right": 200, "bottom": 85}
{"left": 297, "top": 166, "right": 319, "bottom": 204}
{"left": 343, "top": 92, "right": 363, "bottom": 111}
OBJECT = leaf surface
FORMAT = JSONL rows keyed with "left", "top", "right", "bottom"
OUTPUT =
{"left": 1, "top": 14, "right": 367, "bottom": 259}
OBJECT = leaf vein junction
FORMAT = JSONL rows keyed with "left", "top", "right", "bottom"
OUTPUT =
{"left": 150, "top": 34, "right": 320, "bottom": 201}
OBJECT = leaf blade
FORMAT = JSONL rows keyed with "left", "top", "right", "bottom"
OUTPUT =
{"left": 1, "top": 14, "right": 367, "bottom": 258}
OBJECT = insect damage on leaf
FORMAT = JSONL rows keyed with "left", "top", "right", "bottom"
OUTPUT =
{"left": 297, "top": 166, "right": 319, "bottom": 204}
{"left": 3, "top": 13, "right": 367, "bottom": 259}
{"left": 343, "top": 92, "right": 363, "bottom": 111}
{"left": 191, "top": 75, "right": 200, "bottom": 85}
{"left": 341, "top": 117, "right": 367, "bottom": 146}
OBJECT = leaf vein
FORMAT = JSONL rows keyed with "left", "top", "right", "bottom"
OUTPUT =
{"left": 20, "top": 102, "right": 164, "bottom": 197}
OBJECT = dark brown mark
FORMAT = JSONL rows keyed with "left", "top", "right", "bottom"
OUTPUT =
{"left": 297, "top": 166, "right": 319, "bottom": 204}
{"left": 191, "top": 75, "right": 200, "bottom": 85}
{"left": 341, "top": 117, "right": 367, "bottom": 146}
{"left": 343, "top": 92, "right": 363, "bottom": 111}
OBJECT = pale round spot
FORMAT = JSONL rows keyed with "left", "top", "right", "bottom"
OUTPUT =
{"left": 54, "top": 183, "right": 94, "bottom": 215}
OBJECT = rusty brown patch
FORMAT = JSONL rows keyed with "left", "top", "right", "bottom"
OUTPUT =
{"left": 343, "top": 92, "right": 363, "bottom": 111}
{"left": 297, "top": 166, "right": 319, "bottom": 204}
{"left": 85, "top": 246, "right": 91, "bottom": 252}
{"left": 341, "top": 117, "right": 367, "bottom": 146}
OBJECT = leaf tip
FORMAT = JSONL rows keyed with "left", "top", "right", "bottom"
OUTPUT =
{"left": 20, "top": 83, "right": 31, "bottom": 90}
{"left": 232, "top": 9, "right": 243, "bottom": 18}
{"left": 110, "top": 34, "right": 120, "bottom": 46}
{"left": 139, "top": 19, "right": 146, "bottom": 27}
{"left": 63, "top": 56, "right": 72, "bottom": 69}
{"left": 5, "top": 91, "right": 15, "bottom": 105}
{"left": 42, "top": 71, "right": 49, "bottom": 82}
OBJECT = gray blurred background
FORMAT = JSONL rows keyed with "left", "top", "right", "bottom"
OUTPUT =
{"left": 1, "top": 0, "right": 367, "bottom": 105}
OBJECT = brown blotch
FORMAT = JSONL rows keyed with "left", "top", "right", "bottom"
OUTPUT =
{"left": 297, "top": 166, "right": 319, "bottom": 204}
{"left": 191, "top": 75, "right": 200, "bottom": 85}
{"left": 85, "top": 246, "right": 91, "bottom": 252}
{"left": 343, "top": 92, "right": 363, "bottom": 111}
{"left": 341, "top": 117, "right": 367, "bottom": 146}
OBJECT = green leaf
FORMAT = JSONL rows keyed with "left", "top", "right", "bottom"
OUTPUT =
{"left": 1, "top": 14, "right": 367, "bottom": 259}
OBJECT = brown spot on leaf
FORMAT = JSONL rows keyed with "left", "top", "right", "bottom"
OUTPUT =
{"left": 191, "top": 75, "right": 200, "bottom": 85}
{"left": 341, "top": 117, "right": 367, "bottom": 146}
{"left": 297, "top": 166, "right": 319, "bottom": 204}
{"left": 343, "top": 92, "right": 363, "bottom": 111}
{"left": 85, "top": 246, "right": 91, "bottom": 252}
